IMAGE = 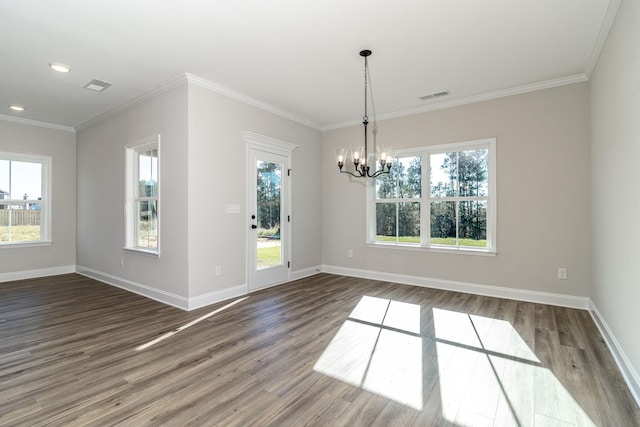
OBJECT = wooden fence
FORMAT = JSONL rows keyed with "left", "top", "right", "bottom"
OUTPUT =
{"left": 0, "top": 210, "right": 41, "bottom": 226}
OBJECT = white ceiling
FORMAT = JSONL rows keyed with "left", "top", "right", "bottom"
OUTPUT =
{"left": 0, "top": 0, "right": 619, "bottom": 131}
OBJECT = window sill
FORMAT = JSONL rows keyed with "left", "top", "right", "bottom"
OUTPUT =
{"left": 367, "top": 242, "right": 497, "bottom": 256}
{"left": 123, "top": 247, "right": 160, "bottom": 258}
{"left": 0, "top": 240, "right": 52, "bottom": 249}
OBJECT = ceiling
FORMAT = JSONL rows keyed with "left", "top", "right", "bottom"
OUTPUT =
{"left": 0, "top": 0, "right": 619, "bottom": 131}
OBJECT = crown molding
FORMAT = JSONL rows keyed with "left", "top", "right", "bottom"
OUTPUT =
{"left": 584, "top": 0, "right": 622, "bottom": 77}
{"left": 75, "top": 74, "right": 189, "bottom": 132}
{"left": 75, "top": 73, "right": 322, "bottom": 133}
{"left": 321, "top": 73, "right": 589, "bottom": 131}
{"left": 185, "top": 73, "right": 321, "bottom": 131}
{"left": 0, "top": 114, "right": 75, "bottom": 133}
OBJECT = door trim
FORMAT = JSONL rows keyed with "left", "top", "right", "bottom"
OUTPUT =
{"left": 243, "top": 131, "right": 298, "bottom": 156}
{"left": 244, "top": 132, "right": 298, "bottom": 292}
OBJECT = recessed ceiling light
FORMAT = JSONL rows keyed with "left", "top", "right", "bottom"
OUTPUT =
{"left": 49, "top": 62, "right": 71, "bottom": 73}
{"left": 9, "top": 105, "right": 25, "bottom": 112}
{"left": 84, "top": 79, "right": 112, "bottom": 92}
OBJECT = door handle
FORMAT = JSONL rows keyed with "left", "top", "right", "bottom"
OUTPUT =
{"left": 251, "top": 224, "right": 258, "bottom": 229}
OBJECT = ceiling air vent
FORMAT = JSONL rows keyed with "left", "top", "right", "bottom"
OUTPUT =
{"left": 419, "top": 90, "right": 450, "bottom": 101}
{"left": 84, "top": 79, "right": 113, "bottom": 92}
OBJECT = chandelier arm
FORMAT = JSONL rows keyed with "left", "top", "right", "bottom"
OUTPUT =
{"left": 368, "top": 163, "right": 392, "bottom": 178}
{"left": 340, "top": 169, "right": 365, "bottom": 178}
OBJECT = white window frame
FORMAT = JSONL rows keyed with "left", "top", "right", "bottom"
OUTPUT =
{"left": 124, "top": 136, "right": 160, "bottom": 256}
{"left": 366, "top": 138, "right": 496, "bottom": 255}
{"left": 0, "top": 152, "right": 51, "bottom": 247}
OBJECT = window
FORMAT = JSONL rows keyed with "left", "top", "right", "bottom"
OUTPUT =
{"left": 0, "top": 152, "right": 51, "bottom": 245}
{"left": 125, "top": 137, "right": 159, "bottom": 254}
{"left": 374, "top": 155, "right": 422, "bottom": 244}
{"left": 368, "top": 138, "right": 496, "bottom": 253}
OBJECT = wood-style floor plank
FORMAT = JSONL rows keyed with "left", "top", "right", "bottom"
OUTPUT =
{"left": 0, "top": 273, "right": 639, "bottom": 426}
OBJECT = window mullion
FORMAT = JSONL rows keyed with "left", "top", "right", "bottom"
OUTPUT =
{"left": 455, "top": 200, "right": 460, "bottom": 249}
{"left": 423, "top": 154, "right": 429, "bottom": 247}
{"left": 8, "top": 160, "right": 12, "bottom": 242}
{"left": 393, "top": 202, "right": 398, "bottom": 242}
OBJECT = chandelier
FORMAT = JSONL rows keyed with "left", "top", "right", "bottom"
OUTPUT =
{"left": 336, "top": 49, "right": 393, "bottom": 178}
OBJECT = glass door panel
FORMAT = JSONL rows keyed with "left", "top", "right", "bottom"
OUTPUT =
{"left": 256, "top": 161, "right": 282, "bottom": 270}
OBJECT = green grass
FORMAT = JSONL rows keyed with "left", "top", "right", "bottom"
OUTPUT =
{"left": 376, "top": 235, "right": 420, "bottom": 243}
{"left": 376, "top": 235, "right": 486, "bottom": 247}
{"left": 0, "top": 225, "right": 41, "bottom": 242}
{"left": 431, "top": 237, "right": 486, "bottom": 247}
{"left": 257, "top": 245, "right": 282, "bottom": 269}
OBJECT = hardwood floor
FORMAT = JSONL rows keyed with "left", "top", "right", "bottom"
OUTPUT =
{"left": 0, "top": 273, "right": 638, "bottom": 426}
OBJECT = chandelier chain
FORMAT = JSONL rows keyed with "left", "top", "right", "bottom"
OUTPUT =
{"left": 366, "top": 60, "right": 378, "bottom": 149}
{"left": 363, "top": 57, "right": 369, "bottom": 123}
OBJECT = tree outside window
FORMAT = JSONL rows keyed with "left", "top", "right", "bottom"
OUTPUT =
{"left": 430, "top": 149, "right": 488, "bottom": 248}
{"left": 375, "top": 156, "right": 421, "bottom": 244}
{"left": 370, "top": 139, "right": 495, "bottom": 253}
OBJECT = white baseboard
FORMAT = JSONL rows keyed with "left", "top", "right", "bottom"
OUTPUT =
{"left": 0, "top": 265, "right": 76, "bottom": 283}
{"left": 188, "top": 284, "right": 247, "bottom": 311}
{"left": 322, "top": 265, "right": 590, "bottom": 309}
{"left": 190, "top": 265, "right": 323, "bottom": 307}
{"left": 588, "top": 301, "right": 640, "bottom": 408}
{"left": 76, "top": 266, "right": 189, "bottom": 310}
{"left": 76, "top": 266, "right": 254, "bottom": 312}
{"left": 292, "top": 265, "right": 323, "bottom": 281}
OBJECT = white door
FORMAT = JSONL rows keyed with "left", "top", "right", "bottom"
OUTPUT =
{"left": 247, "top": 148, "right": 290, "bottom": 290}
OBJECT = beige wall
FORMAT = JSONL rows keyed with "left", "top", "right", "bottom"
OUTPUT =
{"left": 590, "top": 0, "right": 640, "bottom": 388}
{"left": 0, "top": 121, "right": 76, "bottom": 275}
{"left": 186, "top": 83, "right": 322, "bottom": 297}
{"left": 322, "top": 82, "right": 591, "bottom": 297}
{"left": 75, "top": 80, "right": 322, "bottom": 303}
{"left": 76, "top": 85, "right": 190, "bottom": 297}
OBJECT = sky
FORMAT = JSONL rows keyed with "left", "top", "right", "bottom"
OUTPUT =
{"left": 139, "top": 151, "right": 158, "bottom": 183}
{"left": 0, "top": 160, "right": 42, "bottom": 200}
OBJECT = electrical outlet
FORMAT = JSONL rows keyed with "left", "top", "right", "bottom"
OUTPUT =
{"left": 215, "top": 266, "right": 222, "bottom": 276}
{"left": 348, "top": 249, "right": 353, "bottom": 258}
{"left": 120, "top": 257, "right": 124, "bottom": 268}
{"left": 557, "top": 267, "right": 567, "bottom": 280}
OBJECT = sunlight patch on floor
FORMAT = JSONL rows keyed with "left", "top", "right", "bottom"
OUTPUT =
{"left": 314, "top": 295, "right": 423, "bottom": 410}
{"left": 434, "top": 308, "right": 595, "bottom": 426}
{"left": 314, "top": 298, "right": 597, "bottom": 424}
{"left": 135, "top": 297, "right": 248, "bottom": 351}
